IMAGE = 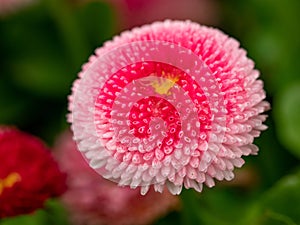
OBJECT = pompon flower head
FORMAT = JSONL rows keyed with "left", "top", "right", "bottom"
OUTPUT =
{"left": 69, "top": 20, "right": 270, "bottom": 195}
{"left": 54, "top": 131, "right": 179, "bottom": 225}
{"left": 0, "top": 126, "right": 67, "bottom": 218}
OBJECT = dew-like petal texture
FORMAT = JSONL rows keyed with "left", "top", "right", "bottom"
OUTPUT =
{"left": 69, "top": 20, "right": 269, "bottom": 195}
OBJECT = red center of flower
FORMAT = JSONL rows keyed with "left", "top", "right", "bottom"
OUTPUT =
{"left": 0, "top": 172, "right": 21, "bottom": 195}
{"left": 129, "top": 96, "right": 182, "bottom": 153}
{"left": 94, "top": 61, "right": 212, "bottom": 165}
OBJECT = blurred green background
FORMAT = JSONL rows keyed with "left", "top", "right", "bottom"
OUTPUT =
{"left": 0, "top": 0, "right": 300, "bottom": 224}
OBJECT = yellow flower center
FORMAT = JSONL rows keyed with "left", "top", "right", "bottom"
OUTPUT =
{"left": 0, "top": 172, "right": 21, "bottom": 195}
{"left": 151, "top": 71, "right": 179, "bottom": 95}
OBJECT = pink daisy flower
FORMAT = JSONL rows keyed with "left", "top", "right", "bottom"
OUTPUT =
{"left": 54, "top": 131, "right": 179, "bottom": 225}
{"left": 69, "top": 20, "right": 270, "bottom": 195}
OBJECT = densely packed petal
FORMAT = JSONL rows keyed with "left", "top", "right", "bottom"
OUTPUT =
{"left": 0, "top": 126, "right": 67, "bottom": 218}
{"left": 54, "top": 131, "right": 179, "bottom": 225}
{"left": 69, "top": 20, "right": 270, "bottom": 195}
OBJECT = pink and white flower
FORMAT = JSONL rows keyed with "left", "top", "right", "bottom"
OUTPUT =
{"left": 69, "top": 20, "right": 270, "bottom": 195}
{"left": 54, "top": 131, "right": 179, "bottom": 225}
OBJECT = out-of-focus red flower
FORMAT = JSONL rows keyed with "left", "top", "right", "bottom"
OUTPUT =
{"left": 109, "top": 0, "right": 220, "bottom": 29}
{"left": 0, "top": 126, "right": 67, "bottom": 218}
{"left": 74, "top": 0, "right": 219, "bottom": 29}
{"left": 54, "top": 130, "right": 179, "bottom": 225}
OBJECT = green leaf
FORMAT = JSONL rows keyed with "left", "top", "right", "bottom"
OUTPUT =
{"left": 0, "top": 199, "right": 69, "bottom": 225}
{"left": 242, "top": 170, "right": 300, "bottom": 225}
{"left": 181, "top": 187, "right": 256, "bottom": 225}
{"left": 274, "top": 82, "right": 300, "bottom": 159}
{"left": 0, "top": 210, "right": 45, "bottom": 225}
{"left": 42, "top": 199, "right": 70, "bottom": 225}
{"left": 260, "top": 172, "right": 300, "bottom": 225}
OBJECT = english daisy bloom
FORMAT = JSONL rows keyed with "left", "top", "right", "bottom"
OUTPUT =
{"left": 0, "top": 126, "right": 67, "bottom": 218}
{"left": 54, "top": 131, "right": 179, "bottom": 225}
{"left": 69, "top": 20, "right": 270, "bottom": 195}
